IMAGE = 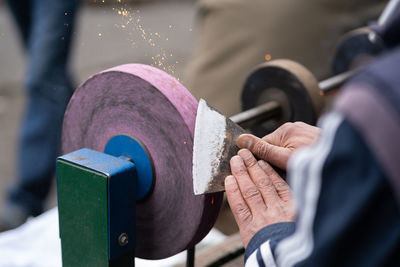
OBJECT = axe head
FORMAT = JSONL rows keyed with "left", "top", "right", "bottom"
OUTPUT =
{"left": 193, "top": 99, "right": 245, "bottom": 195}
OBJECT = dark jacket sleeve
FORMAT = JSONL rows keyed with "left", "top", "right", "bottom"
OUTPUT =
{"left": 244, "top": 114, "right": 400, "bottom": 267}
{"left": 245, "top": 222, "right": 295, "bottom": 262}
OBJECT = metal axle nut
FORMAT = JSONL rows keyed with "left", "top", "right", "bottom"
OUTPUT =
{"left": 118, "top": 233, "right": 129, "bottom": 246}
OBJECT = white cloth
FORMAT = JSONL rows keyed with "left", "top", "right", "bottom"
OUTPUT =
{"left": 0, "top": 208, "right": 61, "bottom": 267}
{"left": 0, "top": 207, "right": 226, "bottom": 267}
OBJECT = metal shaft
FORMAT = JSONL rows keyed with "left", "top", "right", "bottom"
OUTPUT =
{"left": 231, "top": 69, "right": 354, "bottom": 126}
{"left": 318, "top": 69, "right": 356, "bottom": 93}
{"left": 378, "top": 0, "right": 400, "bottom": 26}
{"left": 186, "top": 246, "right": 195, "bottom": 267}
{"left": 230, "top": 101, "right": 281, "bottom": 126}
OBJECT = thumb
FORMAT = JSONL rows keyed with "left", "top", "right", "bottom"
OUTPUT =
{"left": 237, "top": 134, "right": 290, "bottom": 169}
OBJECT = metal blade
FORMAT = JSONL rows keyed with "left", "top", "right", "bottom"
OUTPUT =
{"left": 193, "top": 99, "right": 245, "bottom": 195}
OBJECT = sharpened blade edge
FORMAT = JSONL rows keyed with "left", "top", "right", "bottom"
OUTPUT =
{"left": 193, "top": 99, "right": 227, "bottom": 195}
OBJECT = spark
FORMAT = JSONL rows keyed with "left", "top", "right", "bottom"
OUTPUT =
{"left": 113, "top": 6, "right": 180, "bottom": 80}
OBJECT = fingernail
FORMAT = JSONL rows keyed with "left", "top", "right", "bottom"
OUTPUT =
{"left": 237, "top": 134, "right": 252, "bottom": 149}
{"left": 231, "top": 155, "right": 242, "bottom": 165}
{"left": 258, "top": 160, "right": 267, "bottom": 170}
{"left": 258, "top": 160, "right": 272, "bottom": 173}
{"left": 225, "top": 175, "right": 236, "bottom": 185}
{"left": 238, "top": 149, "right": 252, "bottom": 160}
{"left": 258, "top": 160, "right": 266, "bottom": 167}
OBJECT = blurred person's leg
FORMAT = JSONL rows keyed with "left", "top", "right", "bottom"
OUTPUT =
{"left": 1, "top": 0, "right": 79, "bottom": 230}
{"left": 6, "top": 0, "right": 31, "bottom": 45}
{"left": 184, "top": 0, "right": 385, "bottom": 235}
{"left": 184, "top": 0, "right": 385, "bottom": 117}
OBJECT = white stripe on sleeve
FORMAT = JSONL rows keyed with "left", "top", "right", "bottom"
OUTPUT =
{"left": 275, "top": 112, "right": 344, "bottom": 267}
{"left": 246, "top": 248, "right": 259, "bottom": 266}
{"left": 246, "top": 240, "right": 277, "bottom": 267}
{"left": 260, "top": 241, "right": 278, "bottom": 267}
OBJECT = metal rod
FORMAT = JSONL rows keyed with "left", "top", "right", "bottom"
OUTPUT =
{"left": 230, "top": 69, "right": 354, "bottom": 126}
{"left": 186, "top": 246, "right": 195, "bottom": 267}
{"left": 378, "top": 0, "right": 400, "bottom": 26}
{"left": 319, "top": 69, "right": 356, "bottom": 93}
{"left": 230, "top": 100, "right": 281, "bottom": 125}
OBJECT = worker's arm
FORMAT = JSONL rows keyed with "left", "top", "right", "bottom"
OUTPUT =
{"left": 227, "top": 113, "right": 400, "bottom": 266}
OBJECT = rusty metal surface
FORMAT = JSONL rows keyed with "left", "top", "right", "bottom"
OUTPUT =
{"left": 193, "top": 100, "right": 245, "bottom": 195}
{"left": 209, "top": 118, "right": 245, "bottom": 193}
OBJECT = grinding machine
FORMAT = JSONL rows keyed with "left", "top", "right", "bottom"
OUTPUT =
{"left": 56, "top": 1, "right": 399, "bottom": 266}
{"left": 55, "top": 62, "right": 365, "bottom": 267}
{"left": 57, "top": 62, "right": 331, "bottom": 266}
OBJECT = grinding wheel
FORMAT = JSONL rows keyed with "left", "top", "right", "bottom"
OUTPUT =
{"left": 332, "top": 27, "right": 385, "bottom": 75}
{"left": 61, "top": 64, "right": 223, "bottom": 259}
{"left": 242, "top": 59, "right": 324, "bottom": 136}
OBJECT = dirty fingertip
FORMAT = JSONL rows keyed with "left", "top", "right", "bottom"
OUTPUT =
{"left": 258, "top": 159, "right": 267, "bottom": 166}
{"left": 237, "top": 134, "right": 253, "bottom": 149}
{"left": 230, "top": 155, "right": 242, "bottom": 164}
{"left": 225, "top": 175, "right": 236, "bottom": 185}
{"left": 238, "top": 148, "right": 250, "bottom": 156}
{"left": 238, "top": 148, "right": 253, "bottom": 161}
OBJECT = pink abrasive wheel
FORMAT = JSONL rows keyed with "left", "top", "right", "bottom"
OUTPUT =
{"left": 61, "top": 64, "right": 223, "bottom": 259}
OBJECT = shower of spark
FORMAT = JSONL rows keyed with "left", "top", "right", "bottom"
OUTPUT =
{"left": 113, "top": 5, "right": 179, "bottom": 79}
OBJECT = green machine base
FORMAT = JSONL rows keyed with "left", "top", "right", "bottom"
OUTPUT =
{"left": 57, "top": 148, "right": 137, "bottom": 267}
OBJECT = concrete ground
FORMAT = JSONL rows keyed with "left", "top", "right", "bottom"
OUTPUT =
{"left": 0, "top": 1, "right": 196, "bottom": 211}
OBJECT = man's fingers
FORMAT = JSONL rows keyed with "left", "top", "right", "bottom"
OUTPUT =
{"left": 237, "top": 134, "right": 290, "bottom": 169}
{"left": 258, "top": 160, "right": 292, "bottom": 202}
{"left": 225, "top": 175, "right": 252, "bottom": 225}
{"left": 237, "top": 149, "right": 280, "bottom": 206}
{"left": 261, "top": 131, "right": 281, "bottom": 146}
{"left": 230, "top": 156, "right": 266, "bottom": 214}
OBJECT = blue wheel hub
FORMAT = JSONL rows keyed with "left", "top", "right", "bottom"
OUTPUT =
{"left": 104, "top": 135, "right": 154, "bottom": 200}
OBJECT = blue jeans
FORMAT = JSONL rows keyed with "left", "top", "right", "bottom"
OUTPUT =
{"left": 6, "top": 0, "right": 79, "bottom": 216}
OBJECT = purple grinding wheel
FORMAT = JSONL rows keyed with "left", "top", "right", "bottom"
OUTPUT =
{"left": 61, "top": 64, "right": 223, "bottom": 259}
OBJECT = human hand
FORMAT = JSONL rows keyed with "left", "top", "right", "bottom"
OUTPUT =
{"left": 225, "top": 149, "right": 295, "bottom": 248}
{"left": 237, "top": 122, "right": 320, "bottom": 169}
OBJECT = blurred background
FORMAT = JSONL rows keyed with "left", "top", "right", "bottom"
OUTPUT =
{"left": 0, "top": 0, "right": 197, "bottom": 211}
